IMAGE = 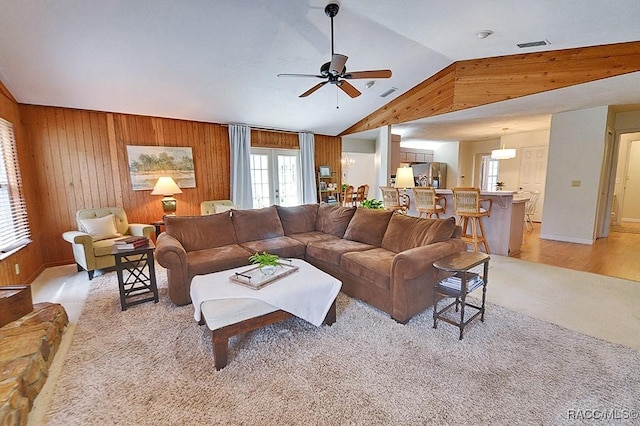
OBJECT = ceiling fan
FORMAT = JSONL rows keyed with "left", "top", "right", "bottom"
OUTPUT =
{"left": 277, "top": 3, "right": 392, "bottom": 98}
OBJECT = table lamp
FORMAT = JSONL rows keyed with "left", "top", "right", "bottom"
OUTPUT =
{"left": 151, "top": 176, "right": 183, "bottom": 215}
{"left": 395, "top": 167, "right": 415, "bottom": 208}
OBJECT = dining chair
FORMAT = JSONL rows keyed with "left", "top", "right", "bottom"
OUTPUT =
{"left": 343, "top": 185, "right": 355, "bottom": 207}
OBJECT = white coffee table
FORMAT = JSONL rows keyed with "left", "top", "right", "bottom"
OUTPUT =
{"left": 190, "top": 259, "right": 342, "bottom": 370}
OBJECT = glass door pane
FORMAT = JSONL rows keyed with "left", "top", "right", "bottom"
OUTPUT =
{"left": 276, "top": 153, "right": 300, "bottom": 206}
{"left": 250, "top": 153, "right": 271, "bottom": 209}
{"left": 250, "top": 149, "right": 301, "bottom": 208}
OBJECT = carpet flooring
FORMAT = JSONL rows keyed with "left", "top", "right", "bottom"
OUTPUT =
{"left": 42, "top": 262, "right": 640, "bottom": 425}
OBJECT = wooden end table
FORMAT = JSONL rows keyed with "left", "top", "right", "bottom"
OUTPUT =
{"left": 432, "top": 251, "right": 490, "bottom": 339}
{"left": 112, "top": 242, "right": 159, "bottom": 311}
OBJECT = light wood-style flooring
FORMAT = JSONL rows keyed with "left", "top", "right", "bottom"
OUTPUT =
{"left": 514, "top": 221, "right": 640, "bottom": 283}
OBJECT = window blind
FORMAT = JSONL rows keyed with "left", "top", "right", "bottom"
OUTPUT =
{"left": 0, "top": 117, "right": 31, "bottom": 255}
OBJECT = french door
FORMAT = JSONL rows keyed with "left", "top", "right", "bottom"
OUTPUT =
{"left": 250, "top": 148, "right": 301, "bottom": 208}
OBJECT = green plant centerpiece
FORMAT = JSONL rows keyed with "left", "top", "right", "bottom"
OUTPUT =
{"left": 249, "top": 251, "right": 280, "bottom": 276}
{"left": 361, "top": 198, "right": 384, "bottom": 209}
{"left": 495, "top": 181, "right": 505, "bottom": 190}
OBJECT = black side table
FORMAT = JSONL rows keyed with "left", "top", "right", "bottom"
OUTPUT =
{"left": 432, "top": 251, "right": 490, "bottom": 339}
{"left": 112, "top": 242, "right": 159, "bottom": 311}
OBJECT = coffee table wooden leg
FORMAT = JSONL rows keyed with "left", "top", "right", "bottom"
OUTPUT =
{"left": 323, "top": 300, "right": 336, "bottom": 325}
{"left": 211, "top": 332, "right": 229, "bottom": 370}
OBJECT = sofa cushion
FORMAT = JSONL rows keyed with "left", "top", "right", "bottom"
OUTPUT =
{"left": 287, "top": 231, "right": 339, "bottom": 246}
{"left": 341, "top": 248, "right": 395, "bottom": 291}
{"left": 381, "top": 215, "right": 457, "bottom": 253}
{"left": 165, "top": 213, "right": 237, "bottom": 252}
{"left": 276, "top": 204, "right": 319, "bottom": 235}
{"left": 240, "top": 236, "right": 306, "bottom": 259}
{"left": 343, "top": 208, "right": 393, "bottom": 246}
{"left": 187, "top": 244, "right": 253, "bottom": 277}
{"left": 232, "top": 206, "right": 285, "bottom": 243}
{"left": 315, "top": 204, "right": 356, "bottom": 237}
{"left": 306, "top": 239, "right": 376, "bottom": 266}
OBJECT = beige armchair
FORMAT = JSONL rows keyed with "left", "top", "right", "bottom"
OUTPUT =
{"left": 62, "top": 207, "right": 154, "bottom": 279}
{"left": 200, "top": 200, "right": 237, "bottom": 215}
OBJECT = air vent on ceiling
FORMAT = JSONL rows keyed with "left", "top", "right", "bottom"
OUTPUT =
{"left": 517, "top": 40, "right": 550, "bottom": 48}
{"left": 380, "top": 87, "right": 398, "bottom": 98}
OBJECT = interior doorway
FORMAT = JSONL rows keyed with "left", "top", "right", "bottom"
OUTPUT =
{"left": 612, "top": 131, "right": 640, "bottom": 228}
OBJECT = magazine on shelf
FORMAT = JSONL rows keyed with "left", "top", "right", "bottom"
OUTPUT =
{"left": 440, "top": 274, "right": 484, "bottom": 293}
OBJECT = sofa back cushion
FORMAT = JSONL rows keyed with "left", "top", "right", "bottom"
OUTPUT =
{"left": 315, "top": 204, "right": 356, "bottom": 238}
{"left": 343, "top": 208, "right": 393, "bottom": 246}
{"left": 276, "top": 204, "right": 319, "bottom": 235}
{"left": 232, "top": 205, "right": 285, "bottom": 243}
{"left": 165, "top": 213, "right": 237, "bottom": 252}
{"left": 381, "top": 215, "right": 457, "bottom": 253}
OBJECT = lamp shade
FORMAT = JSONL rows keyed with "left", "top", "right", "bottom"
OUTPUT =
{"left": 491, "top": 148, "right": 517, "bottom": 160}
{"left": 151, "top": 177, "right": 183, "bottom": 196}
{"left": 395, "top": 167, "right": 415, "bottom": 189}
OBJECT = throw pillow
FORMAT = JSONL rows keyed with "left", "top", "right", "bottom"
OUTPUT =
{"left": 79, "top": 214, "right": 121, "bottom": 241}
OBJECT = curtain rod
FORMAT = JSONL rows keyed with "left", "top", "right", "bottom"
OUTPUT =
{"left": 221, "top": 123, "right": 312, "bottom": 135}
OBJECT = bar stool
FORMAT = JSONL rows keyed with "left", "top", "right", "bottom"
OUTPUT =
{"left": 413, "top": 187, "right": 447, "bottom": 218}
{"left": 453, "top": 187, "right": 492, "bottom": 253}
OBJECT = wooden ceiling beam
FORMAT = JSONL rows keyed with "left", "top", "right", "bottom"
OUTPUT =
{"left": 340, "top": 40, "right": 640, "bottom": 136}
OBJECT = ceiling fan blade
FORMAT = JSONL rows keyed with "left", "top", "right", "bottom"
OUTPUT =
{"left": 337, "top": 80, "right": 361, "bottom": 98}
{"left": 343, "top": 69, "right": 392, "bottom": 79}
{"left": 299, "top": 81, "right": 328, "bottom": 97}
{"left": 278, "top": 73, "right": 324, "bottom": 78}
{"left": 329, "top": 54, "right": 348, "bottom": 75}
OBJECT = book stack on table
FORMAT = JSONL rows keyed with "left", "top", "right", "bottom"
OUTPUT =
{"left": 114, "top": 236, "right": 150, "bottom": 250}
{"left": 439, "top": 274, "right": 484, "bottom": 293}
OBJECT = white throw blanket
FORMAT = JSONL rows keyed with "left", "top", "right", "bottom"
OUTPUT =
{"left": 190, "top": 259, "right": 342, "bottom": 327}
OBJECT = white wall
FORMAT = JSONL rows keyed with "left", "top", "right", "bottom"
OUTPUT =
{"left": 374, "top": 126, "right": 391, "bottom": 201}
{"left": 341, "top": 152, "right": 376, "bottom": 191}
{"left": 541, "top": 106, "right": 609, "bottom": 244}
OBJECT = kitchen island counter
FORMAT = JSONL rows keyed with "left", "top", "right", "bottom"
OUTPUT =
{"left": 403, "top": 189, "right": 528, "bottom": 256}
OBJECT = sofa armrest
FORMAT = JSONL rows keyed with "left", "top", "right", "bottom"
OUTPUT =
{"left": 62, "top": 230, "right": 93, "bottom": 246}
{"left": 128, "top": 223, "right": 155, "bottom": 238}
{"left": 155, "top": 232, "right": 191, "bottom": 305}
{"left": 389, "top": 238, "right": 467, "bottom": 323}
{"left": 155, "top": 232, "right": 187, "bottom": 269}
{"left": 392, "top": 239, "right": 466, "bottom": 281}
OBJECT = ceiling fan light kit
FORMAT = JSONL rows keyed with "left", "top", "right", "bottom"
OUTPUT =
{"left": 277, "top": 3, "right": 392, "bottom": 99}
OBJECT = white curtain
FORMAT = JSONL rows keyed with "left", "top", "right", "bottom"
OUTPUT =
{"left": 299, "top": 132, "right": 317, "bottom": 204}
{"left": 229, "top": 124, "right": 253, "bottom": 209}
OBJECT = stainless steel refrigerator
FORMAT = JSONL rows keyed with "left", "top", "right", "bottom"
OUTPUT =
{"left": 411, "top": 162, "right": 447, "bottom": 189}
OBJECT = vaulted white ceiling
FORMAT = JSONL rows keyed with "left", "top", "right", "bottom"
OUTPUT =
{"left": 1, "top": 0, "right": 640, "bottom": 140}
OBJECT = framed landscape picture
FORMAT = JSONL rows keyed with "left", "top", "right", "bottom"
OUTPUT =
{"left": 126, "top": 145, "right": 196, "bottom": 190}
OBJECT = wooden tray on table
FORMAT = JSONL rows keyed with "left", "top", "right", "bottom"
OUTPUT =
{"left": 229, "top": 260, "right": 298, "bottom": 290}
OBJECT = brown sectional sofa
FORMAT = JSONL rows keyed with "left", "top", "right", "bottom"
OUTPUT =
{"left": 156, "top": 203, "right": 465, "bottom": 323}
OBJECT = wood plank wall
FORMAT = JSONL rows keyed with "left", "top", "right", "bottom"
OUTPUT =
{"left": 0, "top": 85, "right": 44, "bottom": 285}
{"left": 342, "top": 41, "right": 640, "bottom": 135}
{"left": 10, "top": 105, "right": 341, "bottom": 274}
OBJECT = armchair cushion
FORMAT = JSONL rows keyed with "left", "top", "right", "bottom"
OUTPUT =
{"left": 78, "top": 214, "right": 121, "bottom": 241}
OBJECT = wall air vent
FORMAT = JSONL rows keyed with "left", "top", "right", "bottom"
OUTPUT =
{"left": 517, "top": 40, "right": 550, "bottom": 48}
{"left": 380, "top": 87, "right": 398, "bottom": 98}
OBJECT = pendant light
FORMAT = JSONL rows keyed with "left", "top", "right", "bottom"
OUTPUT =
{"left": 491, "top": 128, "right": 516, "bottom": 160}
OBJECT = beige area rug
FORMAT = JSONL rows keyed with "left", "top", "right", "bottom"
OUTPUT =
{"left": 43, "top": 264, "right": 640, "bottom": 425}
